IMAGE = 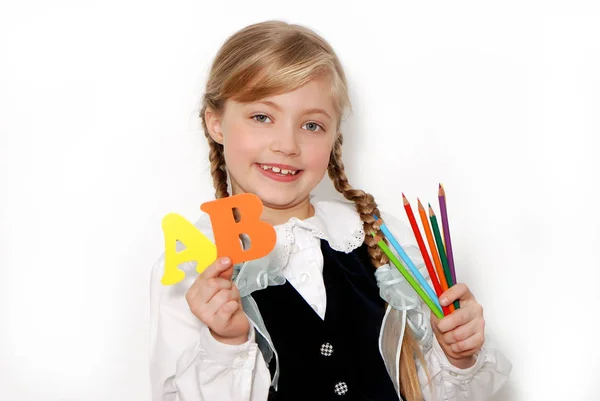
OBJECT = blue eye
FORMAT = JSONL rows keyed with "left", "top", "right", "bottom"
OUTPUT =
{"left": 303, "top": 122, "right": 323, "bottom": 132}
{"left": 252, "top": 114, "right": 272, "bottom": 123}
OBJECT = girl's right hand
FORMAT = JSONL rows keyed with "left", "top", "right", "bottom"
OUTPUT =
{"left": 185, "top": 257, "right": 250, "bottom": 345}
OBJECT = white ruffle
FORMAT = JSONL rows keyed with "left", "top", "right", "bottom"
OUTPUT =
{"left": 233, "top": 198, "right": 365, "bottom": 297}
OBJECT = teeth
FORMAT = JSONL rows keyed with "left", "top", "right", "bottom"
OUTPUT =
{"left": 260, "top": 164, "right": 298, "bottom": 175}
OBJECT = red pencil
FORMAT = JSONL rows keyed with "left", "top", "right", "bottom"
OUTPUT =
{"left": 403, "top": 194, "right": 449, "bottom": 316}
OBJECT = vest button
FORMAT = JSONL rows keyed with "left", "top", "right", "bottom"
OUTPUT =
{"left": 320, "top": 342, "right": 334, "bottom": 357}
{"left": 334, "top": 381, "right": 348, "bottom": 396}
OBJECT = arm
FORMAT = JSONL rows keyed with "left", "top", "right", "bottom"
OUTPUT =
{"left": 378, "top": 211, "right": 512, "bottom": 400}
{"left": 149, "top": 255, "right": 271, "bottom": 401}
{"left": 414, "top": 304, "right": 512, "bottom": 401}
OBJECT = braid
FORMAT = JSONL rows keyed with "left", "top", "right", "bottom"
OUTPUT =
{"left": 200, "top": 103, "right": 229, "bottom": 199}
{"left": 327, "top": 133, "right": 425, "bottom": 401}
{"left": 327, "top": 133, "right": 388, "bottom": 266}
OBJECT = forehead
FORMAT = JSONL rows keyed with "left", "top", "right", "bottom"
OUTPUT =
{"left": 266, "top": 76, "right": 335, "bottom": 110}
{"left": 229, "top": 76, "right": 338, "bottom": 119}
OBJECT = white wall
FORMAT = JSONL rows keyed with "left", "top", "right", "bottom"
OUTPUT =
{"left": 1, "top": 1, "right": 599, "bottom": 400}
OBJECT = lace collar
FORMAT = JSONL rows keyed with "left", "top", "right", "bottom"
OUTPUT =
{"left": 232, "top": 196, "right": 365, "bottom": 297}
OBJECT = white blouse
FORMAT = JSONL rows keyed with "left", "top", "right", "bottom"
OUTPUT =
{"left": 149, "top": 197, "right": 512, "bottom": 401}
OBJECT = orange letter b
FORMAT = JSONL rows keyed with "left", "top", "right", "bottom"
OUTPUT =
{"left": 200, "top": 193, "right": 276, "bottom": 265}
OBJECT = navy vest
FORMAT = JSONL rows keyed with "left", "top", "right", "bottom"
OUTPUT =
{"left": 252, "top": 239, "right": 400, "bottom": 401}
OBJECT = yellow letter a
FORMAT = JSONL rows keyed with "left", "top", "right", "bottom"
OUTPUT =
{"left": 160, "top": 213, "right": 217, "bottom": 285}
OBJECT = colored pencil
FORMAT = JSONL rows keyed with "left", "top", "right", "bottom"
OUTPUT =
{"left": 402, "top": 194, "right": 449, "bottom": 316}
{"left": 438, "top": 184, "right": 457, "bottom": 285}
{"left": 374, "top": 215, "right": 442, "bottom": 312}
{"left": 373, "top": 234, "right": 444, "bottom": 319}
{"left": 429, "top": 205, "right": 460, "bottom": 310}
{"left": 418, "top": 199, "right": 455, "bottom": 313}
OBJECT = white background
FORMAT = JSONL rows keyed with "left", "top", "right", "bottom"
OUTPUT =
{"left": 1, "top": 1, "right": 599, "bottom": 400}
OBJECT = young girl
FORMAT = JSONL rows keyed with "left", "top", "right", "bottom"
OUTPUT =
{"left": 150, "top": 20, "right": 511, "bottom": 401}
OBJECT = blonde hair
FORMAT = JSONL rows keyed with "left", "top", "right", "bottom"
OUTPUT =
{"left": 200, "top": 20, "right": 425, "bottom": 401}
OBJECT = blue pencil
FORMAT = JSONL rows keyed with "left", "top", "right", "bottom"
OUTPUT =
{"left": 374, "top": 215, "right": 442, "bottom": 311}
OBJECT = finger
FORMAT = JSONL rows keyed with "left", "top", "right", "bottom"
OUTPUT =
{"left": 442, "top": 316, "right": 484, "bottom": 345}
{"left": 437, "top": 303, "right": 481, "bottom": 333}
{"left": 449, "top": 331, "right": 485, "bottom": 354}
{"left": 211, "top": 300, "right": 241, "bottom": 330}
{"left": 187, "top": 257, "right": 232, "bottom": 300}
{"left": 439, "top": 283, "right": 472, "bottom": 307}
{"left": 201, "top": 257, "right": 233, "bottom": 280}
{"left": 195, "top": 277, "right": 233, "bottom": 304}
{"left": 229, "top": 283, "right": 241, "bottom": 302}
{"left": 203, "top": 288, "right": 235, "bottom": 319}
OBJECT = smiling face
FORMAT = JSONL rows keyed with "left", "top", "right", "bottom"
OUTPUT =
{"left": 205, "top": 75, "right": 339, "bottom": 213}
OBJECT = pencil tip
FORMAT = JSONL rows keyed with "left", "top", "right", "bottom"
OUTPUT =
{"left": 438, "top": 183, "right": 446, "bottom": 197}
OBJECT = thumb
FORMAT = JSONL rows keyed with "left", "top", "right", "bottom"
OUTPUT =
{"left": 218, "top": 262, "right": 235, "bottom": 281}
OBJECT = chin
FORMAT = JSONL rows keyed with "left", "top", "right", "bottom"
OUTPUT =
{"left": 253, "top": 190, "right": 305, "bottom": 209}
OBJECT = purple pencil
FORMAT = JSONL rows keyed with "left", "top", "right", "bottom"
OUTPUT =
{"left": 438, "top": 184, "right": 457, "bottom": 284}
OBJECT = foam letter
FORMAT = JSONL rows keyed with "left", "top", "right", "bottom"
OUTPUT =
{"left": 160, "top": 213, "right": 217, "bottom": 285}
{"left": 200, "top": 193, "right": 276, "bottom": 265}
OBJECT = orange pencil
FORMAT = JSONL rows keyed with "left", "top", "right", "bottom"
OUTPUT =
{"left": 403, "top": 194, "right": 449, "bottom": 316}
{"left": 417, "top": 198, "right": 455, "bottom": 313}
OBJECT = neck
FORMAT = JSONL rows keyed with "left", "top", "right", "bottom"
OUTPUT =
{"left": 260, "top": 199, "right": 315, "bottom": 226}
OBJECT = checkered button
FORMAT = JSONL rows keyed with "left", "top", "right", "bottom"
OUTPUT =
{"left": 320, "top": 342, "right": 334, "bottom": 357}
{"left": 334, "top": 381, "right": 348, "bottom": 396}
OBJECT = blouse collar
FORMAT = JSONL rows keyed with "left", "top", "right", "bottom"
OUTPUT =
{"left": 232, "top": 196, "right": 365, "bottom": 297}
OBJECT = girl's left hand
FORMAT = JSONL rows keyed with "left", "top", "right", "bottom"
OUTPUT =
{"left": 430, "top": 283, "right": 485, "bottom": 369}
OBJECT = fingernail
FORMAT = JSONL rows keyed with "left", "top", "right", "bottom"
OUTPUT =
{"left": 440, "top": 297, "right": 448, "bottom": 306}
{"left": 220, "top": 257, "right": 231, "bottom": 266}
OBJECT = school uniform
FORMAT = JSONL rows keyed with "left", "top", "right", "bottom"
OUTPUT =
{"left": 150, "top": 196, "right": 512, "bottom": 401}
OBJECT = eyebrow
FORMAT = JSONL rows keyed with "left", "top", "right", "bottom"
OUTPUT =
{"left": 257, "top": 101, "right": 332, "bottom": 121}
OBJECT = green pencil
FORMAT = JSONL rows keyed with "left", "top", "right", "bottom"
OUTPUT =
{"left": 429, "top": 205, "right": 460, "bottom": 310}
{"left": 374, "top": 234, "right": 444, "bottom": 319}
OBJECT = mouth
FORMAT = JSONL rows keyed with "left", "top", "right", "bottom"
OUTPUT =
{"left": 257, "top": 163, "right": 300, "bottom": 176}
{"left": 256, "top": 163, "right": 303, "bottom": 182}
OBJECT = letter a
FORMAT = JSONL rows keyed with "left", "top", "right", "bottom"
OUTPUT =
{"left": 160, "top": 213, "right": 217, "bottom": 285}
{"left": 200, "top": 193, "right": 276, "bottom": 265}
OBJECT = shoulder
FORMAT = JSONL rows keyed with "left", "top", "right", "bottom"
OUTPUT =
{"left": 307, "top": 196, "right": 415, "bottom": 252}
{"left": 377, "top": 208, "right": 415, "bottom": 247}
{"left": 312, "top": 196, "right": 414, "bottom": 244}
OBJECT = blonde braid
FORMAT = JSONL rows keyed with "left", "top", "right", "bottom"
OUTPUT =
{"left": 327, "top": 134, "right": 389, "bottom": 266}
{"left": 200, "top": 103, "right": 229, "bottom": 199}
{"left": 327, "top": 133, "right": 424, "bottom": 401}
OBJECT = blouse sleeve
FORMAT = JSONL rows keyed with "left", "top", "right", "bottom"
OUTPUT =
{"left": 378, "top": 210, "right": 512, "bottom": 400}
{"left": 149, "top": 249, "right": 271, "bottom": 401}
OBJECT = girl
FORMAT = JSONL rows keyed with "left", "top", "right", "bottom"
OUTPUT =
{"left": 150, "top": 20, "right": 511, "bottom": 401}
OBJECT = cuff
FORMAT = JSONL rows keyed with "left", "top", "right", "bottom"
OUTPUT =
{"left": 199, "top": 325, "right": 257, "bottom": 368}
{"left": 432, "top": 334, "right": 487, "bottom": 381}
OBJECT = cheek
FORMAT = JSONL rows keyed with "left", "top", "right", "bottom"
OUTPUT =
{"left": 304, "top": 137, "right": 334, "bottom": 171}
{"left": 222, "top": 120, "right": 265, "bottom": 159}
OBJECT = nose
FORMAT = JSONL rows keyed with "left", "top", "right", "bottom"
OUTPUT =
{"left": 269, "top": 125, "right": 301, "bottom": 157}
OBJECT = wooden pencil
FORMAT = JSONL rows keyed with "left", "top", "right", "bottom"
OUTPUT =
{"left": 403, "top": 194, "right": 449, "bottom": 316}
{"left": 429, "top": 204, "right": 460, "bottom": 310}
{"left": 418, "top": 199, "right": 455, "bottom": 313}
{"left": 438, "top": 184, "right": 457, "bottom": 284}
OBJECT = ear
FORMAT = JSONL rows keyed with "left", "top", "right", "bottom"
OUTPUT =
{"left": 205, "top": 107, "right": 224, "bottom": 144}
